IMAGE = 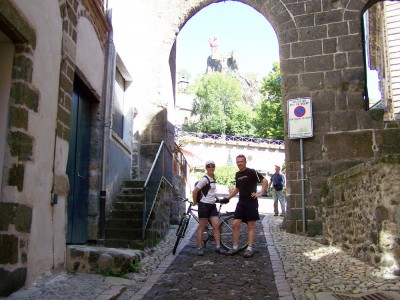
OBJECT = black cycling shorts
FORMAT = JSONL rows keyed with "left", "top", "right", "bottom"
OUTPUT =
{"left": 198, "top": 202, "right": 218, "bottom": 219}
{"left": 234, "top": 200, "right": 260, "bottom": 222}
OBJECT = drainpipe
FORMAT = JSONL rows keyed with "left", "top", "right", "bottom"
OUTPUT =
{"left": 99, "top": 8, "right": 116, "bottom": 241}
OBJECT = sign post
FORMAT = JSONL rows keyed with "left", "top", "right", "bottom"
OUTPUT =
{"left": 287, "top": 98, "right": 313, "bottom": 232}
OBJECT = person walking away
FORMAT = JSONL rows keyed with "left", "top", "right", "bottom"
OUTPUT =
{"left": 222, "top": 155, "right": 268, "bottom": 258}
{"left": 192, "top": 160, "right": 226, "bottom": 256}
{"left": 267, "top": 165, "right": 286, "bottom": 216}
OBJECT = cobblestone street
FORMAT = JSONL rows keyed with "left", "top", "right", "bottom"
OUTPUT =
{"left": 6, "top": 199, "right": 400, "bottom": 300}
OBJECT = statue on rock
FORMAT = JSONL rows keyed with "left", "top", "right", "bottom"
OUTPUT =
{"left": 209, "top": 35, "right": 219, "bottom": 58}
{"left": 206, "top": 36, "right": 240, "bottom": 74}
{"left": 206, "top": 35, "right": 223, "bottom": 73}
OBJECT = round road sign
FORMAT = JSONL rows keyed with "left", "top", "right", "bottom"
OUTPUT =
{"left": 294, "top": 106, "right": 306, "bottom": 118}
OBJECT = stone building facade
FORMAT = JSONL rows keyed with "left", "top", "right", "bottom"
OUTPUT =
{"left": 1, "top": 0, "right": 400, "bottom": 296}
{"left": 0, "top": 0, "right": 176, "bottom": 296}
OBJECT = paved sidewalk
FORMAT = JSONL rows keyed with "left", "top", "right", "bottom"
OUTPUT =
{"left": 5, "top": 199, "right": 400, "bottom": 299}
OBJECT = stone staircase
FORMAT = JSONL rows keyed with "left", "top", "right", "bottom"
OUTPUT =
{"left": 105, "top": 180, "right": 146, "bottom": 249}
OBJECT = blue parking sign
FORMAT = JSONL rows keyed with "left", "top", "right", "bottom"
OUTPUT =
{"left": 288, "top": 98, "right": 313, "bottom": 139}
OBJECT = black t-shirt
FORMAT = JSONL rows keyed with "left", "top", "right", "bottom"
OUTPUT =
{"left": 235, "top": 168, "right": 264, "bottom": 201}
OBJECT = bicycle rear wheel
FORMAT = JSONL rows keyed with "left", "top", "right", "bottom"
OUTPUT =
{"left": 219, "top": 215, "right": 248, "bottom": 251}
{"left": 172, "top": 217, "right": 189, "bottom": 254}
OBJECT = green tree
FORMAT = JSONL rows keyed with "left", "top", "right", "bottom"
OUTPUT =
{"left": 186, "top": 72, "right": 243, "bottom": 134}
{"left": 192, "top": 165, "right": 236, "bottom": 189}
{"left": 226, "top": 104, "right": 257, "bottom": 136}
{"left": 215, "top": 166, "right": 237, "bottom": 188}
{"left": 260, "top": 62, "right": 281, "bottom": 100}
{"left": 255, "top": 62, "right": 284, "bottom": 140}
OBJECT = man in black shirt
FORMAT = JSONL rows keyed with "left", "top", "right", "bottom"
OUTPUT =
{"left": 222, "top": 155, "right": 268, "bottom": 258}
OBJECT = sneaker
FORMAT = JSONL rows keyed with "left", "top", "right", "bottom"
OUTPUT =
{"left": 215, "top": 247, "right": 226, "bottom": 255}
{"left": 197, "top": 248, "right": 204, "bottom": 256}
{"left": 274, "top": 214, "right": 278, "bottom": 216}
{"left": 225, "top": 248, "right": 238, "bottom": 256}
{"left": 243, "top": 249, "right": 254, "bottom": 258}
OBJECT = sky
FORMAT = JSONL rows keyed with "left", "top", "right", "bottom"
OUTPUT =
{"left": 176, "top": 1, "right": 280, "bottom": 82}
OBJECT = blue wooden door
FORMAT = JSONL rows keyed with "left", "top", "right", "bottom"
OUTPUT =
{"left": 66, "top": 87, "right": 92, "bottom": 244}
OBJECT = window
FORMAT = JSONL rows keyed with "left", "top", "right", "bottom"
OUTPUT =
{"left": 364, "top": 1, "right": 400, "bottom": 121}
{"left": 0, "top": 31, "right": 14, "bottom": 186}
{"left": 113, "top": 69, "right": 125, "bottom": 138}
{"left": 112, "top": 54, "right": 133, "bottom": 145}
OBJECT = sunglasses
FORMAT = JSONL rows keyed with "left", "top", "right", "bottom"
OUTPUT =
{"left": 206, "top": 164, "right": 216, "bottom": 168}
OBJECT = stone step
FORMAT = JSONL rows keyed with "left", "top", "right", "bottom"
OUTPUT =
{"left": 66, "top": 245, "right": 145, "bottom": 274}
{"left": 113, "top": 201, "right": 143, "bottom": 210}
{"left": 104, "top": 180, "right": 147, "bottom": 249}
{"left": 115, "top": 194, "right": 144, "bottom": 203}
{"left": 110, "top": 209, "right": 143, "bottom": 219}
{"left": 104, "top": 239, "right": 146, "bottom": 250}
{"left": 122, "top": 180, "right": 145, "bottom": 188}
{"left": 106, "top": 218, "right": 143, "bottom": 229}
{"left": 105, "top": 228, "right": 142, "bottom": 240}
{"left": 119, "top": 187, "right": 145, "bottom": 196}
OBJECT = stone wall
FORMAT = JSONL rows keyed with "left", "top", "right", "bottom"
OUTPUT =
{"left": 144, "top": 181, "right": 174, "bottom": 248}
{"left": 0, "top": 0, "right": 39, "bottom": 295}
{"left": 178, "top": 135, "right": 285, "bottom": 174}
{"left": 0, "top": 203, "right": 31, "bottom": 296}
{"left": 287, "top": 114, "right": 400, "bottom": 235}
{"left": 321, "top": 154, "right": 400, "bottom": 274}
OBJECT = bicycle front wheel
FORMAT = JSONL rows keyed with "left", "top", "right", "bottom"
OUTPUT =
{"left": 219, "top": 215, "right": 248, "bottom": 251}
{"left": 172, "top": 217, "right": 189, "bottom": 255}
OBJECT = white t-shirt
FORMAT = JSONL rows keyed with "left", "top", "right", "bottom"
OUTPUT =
{"left": 196, "top": 175, "right": 217, "bottom": 204}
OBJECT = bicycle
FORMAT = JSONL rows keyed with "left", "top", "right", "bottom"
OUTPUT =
{"left": 172, "top": 196, "right": 248, "bottom": 255}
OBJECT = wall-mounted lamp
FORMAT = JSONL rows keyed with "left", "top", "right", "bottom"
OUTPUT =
{"left": 177, "top": 77, "right": 189, "bottom": 92}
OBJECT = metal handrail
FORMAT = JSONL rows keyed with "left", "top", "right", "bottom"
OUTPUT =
{"left": 175, "top": 127, "right": 284, "bottom": 146}
{"left": 142, "top": 141, "right": 173, "bottom": 239}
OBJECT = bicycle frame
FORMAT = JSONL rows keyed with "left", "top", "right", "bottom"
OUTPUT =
{"left": 185, "top": 202, "right": 215, "bottom": 244}
{"left": 191, "top": 201, "right": 233, "bottom": 222}
{"left": 173, "top": 196, "right": 247, "bottom": 254}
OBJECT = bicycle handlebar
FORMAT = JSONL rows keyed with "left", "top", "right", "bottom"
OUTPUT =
{"left": 176, "top": 196, "right": 229, "bottom": 205}
{"left": 177, "top": 196, "right": 189, "bottom": 202}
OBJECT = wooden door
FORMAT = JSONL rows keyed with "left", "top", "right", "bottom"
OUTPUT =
{"left": 66, "top": 87, "right": 92, "bottom": 244}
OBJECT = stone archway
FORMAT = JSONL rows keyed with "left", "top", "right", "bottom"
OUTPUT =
{"left": 175, "top": 0, "right": 375, "bottom": 234}
{"left": 111, "top": 0, "right": 399, "bottom": 236}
